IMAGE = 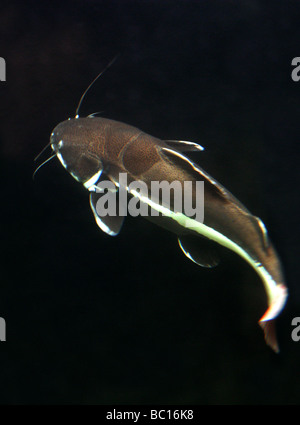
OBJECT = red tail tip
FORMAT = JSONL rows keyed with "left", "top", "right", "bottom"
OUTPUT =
{"left": 259, "top": 319, "right": 279, "bottom": 353}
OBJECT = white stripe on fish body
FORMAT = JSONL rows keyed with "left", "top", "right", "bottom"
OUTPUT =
{"left": 79, "top": 169, "right": 287, "bottom": 323}
{"left": 129, "top": 188, "right": 288, "bottom": 323}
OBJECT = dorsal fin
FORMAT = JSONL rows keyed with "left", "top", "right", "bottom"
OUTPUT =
{"left": 164, "top": 140, "right": 204, "bottom": 152}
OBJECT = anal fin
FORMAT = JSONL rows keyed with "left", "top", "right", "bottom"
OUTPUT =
{"left": 178, "top": 235, "right": 220, "bottom": 268}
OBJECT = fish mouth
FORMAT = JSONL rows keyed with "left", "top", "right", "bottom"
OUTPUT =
{"left": 50, "top": 139, "right": 67, "bottom": 168}
{"left": 51, "top": 140, "right": 63, "bottom": 153}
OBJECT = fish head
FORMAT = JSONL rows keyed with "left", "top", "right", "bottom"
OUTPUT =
{"left": 50, "top": 118, "right": 103, "bottom": 187}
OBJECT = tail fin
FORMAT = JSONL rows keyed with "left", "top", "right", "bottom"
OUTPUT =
{"left": 258, "top": 283, "right": 288, "bottom": 353}
{"left": 259, "top": 319, "right": 279, "bottom": 353}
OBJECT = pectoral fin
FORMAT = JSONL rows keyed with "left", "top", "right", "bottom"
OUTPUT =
{"left": 89, "top": 173, "right": 125, "bottom": 236}
{"left": 178, "top": 235, "right": 220, "bottom": 268}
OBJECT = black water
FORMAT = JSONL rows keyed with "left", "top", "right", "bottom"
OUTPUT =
{"left": 0, "top": 0, "right": 299, "bottom": 405}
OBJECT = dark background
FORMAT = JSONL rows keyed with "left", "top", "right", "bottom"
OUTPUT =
{"left": 0, "top": 0, "right": 299, "bottom": 404}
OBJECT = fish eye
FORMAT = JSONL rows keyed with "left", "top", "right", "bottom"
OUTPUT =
{"left": 50, "top": 133, "right": 56, "bottom": 150}
{"left": 50, "top": 133, "right": 64, "bottom": 153}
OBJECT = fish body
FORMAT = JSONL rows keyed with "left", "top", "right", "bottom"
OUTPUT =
{"left": 50, "top": 116, "right": 288, "bottom": 352}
